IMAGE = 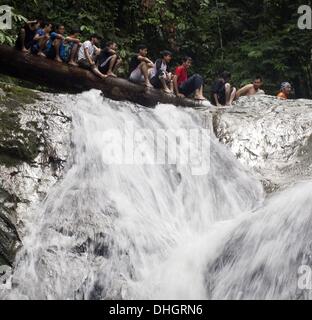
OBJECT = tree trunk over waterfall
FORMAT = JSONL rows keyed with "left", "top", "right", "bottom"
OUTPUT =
{"left": 0, "top": 45, "right": 213, "bottom": 109}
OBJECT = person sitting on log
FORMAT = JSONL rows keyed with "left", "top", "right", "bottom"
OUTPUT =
{"left": 31, "top": 21, "right": 53, "bottom": 57}
{"left": 211, "top": 71, "right": 237, "bottom": 107}
{"left": 45, "top": 25, "right": 81, "bottom": 66}
{"left": 173, "top": 56, "right": 206, "bottom": 100}
{"left": 77, "top": 34, "right": 107, "bottom": 79}
{"left": 59, "top": 29, "right": 82, "bottom": 66}
{"left": 277, "top": 82, "right": 292, "bottom": 100}
{"left": 98, "top": 41, "right": 122, "bottom": 78}
{"left": 128, "top": 44, "right": 154, "bottom": 88}
{"left": 236, "top": 76, "right": 265, "bottom": 98}
{"left": 15, "top": 19, "right": 41, "bottom": 53}
{"left": 44, "top": 24, "right": 66, "bottom": 62}
{"left": 150, "top": 50, "right": 174, "bottom": 94}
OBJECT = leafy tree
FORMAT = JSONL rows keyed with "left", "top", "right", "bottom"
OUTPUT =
{"left": 0, "top": 0, "right": 311, "bottom": 97}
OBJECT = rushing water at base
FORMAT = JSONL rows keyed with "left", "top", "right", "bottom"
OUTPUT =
{"left": 1, "top": 90, "right": 311, "bottom": 300}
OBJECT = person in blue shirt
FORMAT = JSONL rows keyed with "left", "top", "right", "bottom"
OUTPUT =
{"left": 31, "top": 21, "right": 53, "bottom": 57}
{"left": 45, "top": 25, "right": 82, "bottom": 65}
{"left": 45, "top": 24, "right": 66, "bottom": 62}
{"left": 59, "top": 29, "right": 82, "bottom": 66}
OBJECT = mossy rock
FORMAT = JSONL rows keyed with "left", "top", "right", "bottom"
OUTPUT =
{"left": 0, "top": 83, "right": 42, "bottom": 166}
{"left": 0, "top": 82, "right": 41, "bottom": 105}
{"left": 0, "top": 110, "right": 41, "bottom": 166}
{"left": 0, "top": 74, "right": 57, "bottom": 94}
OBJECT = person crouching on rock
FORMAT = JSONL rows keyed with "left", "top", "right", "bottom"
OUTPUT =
{"left": 150, "top": 50, "right": 174, "bottom": 94}
{"left": 98, "top": 41, "right": 122, "bottom": 78}
{"left": 211, "top": 71, "right": 237, "bottom": 107}
{"left": 77, "top": 34, "right": 107, "bottom": 79}
{"left": 173, "top": 56, "right": 206, "bottom": 101}
{"left": 277, "top": 82, "right": 292, "bottom": 100}
{"left": 128, "top": 44, "right": 154, "bottom": 88}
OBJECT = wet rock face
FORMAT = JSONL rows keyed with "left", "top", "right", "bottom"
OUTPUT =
{"left": 213, "top": 96, "right": 312, "bottom": 191}
{"left": 0, "top": 83, "right": 71, "bottom": 268}
{"left": 0, "top": 187, "right": 20, "bottom": 266}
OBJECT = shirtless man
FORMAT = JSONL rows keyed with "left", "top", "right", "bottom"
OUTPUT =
{"left": 236, "top": 76, "right": 264, "bottom": 98}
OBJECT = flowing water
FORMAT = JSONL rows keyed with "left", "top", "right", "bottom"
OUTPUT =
{"left": 1, "top": 90, "right": 311, "bottom": 300}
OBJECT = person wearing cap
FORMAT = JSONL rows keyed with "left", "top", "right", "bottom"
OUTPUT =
{"left": 150, "top": 50, "right": 174, "bottom": 94}
{"left": 277, "top": 82, "right": 292, "bottom": 100}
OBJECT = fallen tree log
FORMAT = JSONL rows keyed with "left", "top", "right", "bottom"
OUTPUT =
{"left": 0, "top": 45, "right": 214, "bottom": 109}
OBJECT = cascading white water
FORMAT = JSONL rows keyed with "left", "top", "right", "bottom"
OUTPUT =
{"left": 206, "top": 180, "right": 312, "bottom": 300}
{"left": 0, "top": 90, "right": 311, "bottom": 300}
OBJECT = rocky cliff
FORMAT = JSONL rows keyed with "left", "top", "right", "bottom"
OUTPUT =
{"left": 0, "top": 83, "right": 71, "bottom": 272}
{"left": 213, "top": 95, "right": 312, "bottom": 192}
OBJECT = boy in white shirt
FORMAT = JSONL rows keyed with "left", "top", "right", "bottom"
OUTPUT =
{"left": 78, "top": 34, "right": 107, "bottom": 79}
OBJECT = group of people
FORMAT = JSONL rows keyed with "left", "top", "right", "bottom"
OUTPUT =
{"left": 15, "top": 19, "right": 293, "bottom": 105}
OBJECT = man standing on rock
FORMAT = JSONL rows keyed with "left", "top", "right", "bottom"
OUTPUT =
{"left": 236, "top": 76, "right": 265, "bottom": 98}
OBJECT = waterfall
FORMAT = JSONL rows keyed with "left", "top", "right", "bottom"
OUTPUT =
{"left": 1, "top": 90, "right": 311, "bottom": 300}
{"left": 206, "top": 180, "right": 312, "bottom": 300}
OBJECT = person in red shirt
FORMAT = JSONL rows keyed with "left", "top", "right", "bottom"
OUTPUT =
{"left": 173, "top": 56, "right": 206, "bottom": 100}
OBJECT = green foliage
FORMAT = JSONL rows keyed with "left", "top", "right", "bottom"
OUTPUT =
{"left": 2, "top": 0, "right": 312, "bottom": 97}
